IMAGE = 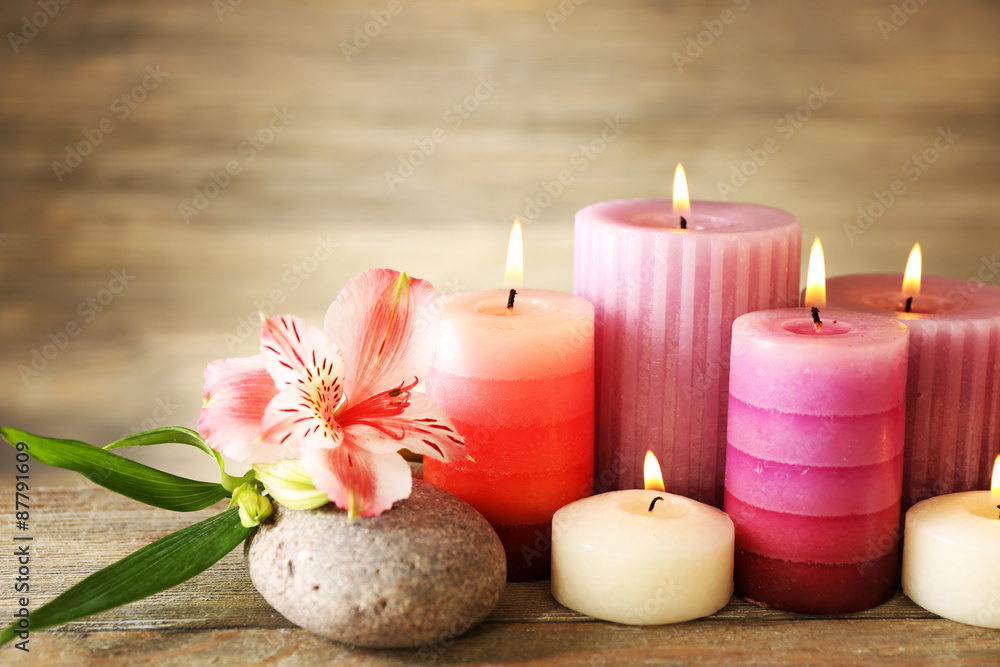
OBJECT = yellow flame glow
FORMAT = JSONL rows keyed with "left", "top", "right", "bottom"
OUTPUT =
{"left": 504, "top": 219, "right": 523, "bottom": 289}
{"left": 902, "top": 243, "right": 922, "bottom": 297}
{"left": 644, "top": 450, "right": 665, "bottom": 492}
{"left": 672, "top": 163, "right": 690, "bottom": 218}
{"left": 803, "top": 237, "right": 826, "bottom": 308}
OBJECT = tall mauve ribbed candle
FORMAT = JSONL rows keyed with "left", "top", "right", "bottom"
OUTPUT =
{"left": 826, "top": 273, "right": 1000, "bottom": 509}
{"left": 574, "top": 199, "right": 800, "bottom": 506}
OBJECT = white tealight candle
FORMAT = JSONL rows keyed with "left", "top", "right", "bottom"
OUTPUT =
{"left": 550, "top": 452, "right": 734, "bottom": 625}
{"left": 902, "top": 456, "right": 1000, "bottom": 628}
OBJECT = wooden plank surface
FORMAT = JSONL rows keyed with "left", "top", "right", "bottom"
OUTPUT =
{"left": 1, "top": 488, "right": 997, "bottom": 665}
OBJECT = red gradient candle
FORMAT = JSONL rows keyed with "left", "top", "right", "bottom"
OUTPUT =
{"left": 423, "top": 221, "right": 595, "bottom": 580}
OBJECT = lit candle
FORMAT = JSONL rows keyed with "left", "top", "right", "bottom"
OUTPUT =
{"left": 423, "top": 220, "right": 595, "bottom": 581}
{"left": 826, "top": 244, "right": 1000, "bottom": 508}
{"left": 574, "top": 165, "right": 801, "bottom": 506}
{"left": 551, "top": 451, "right": 734, "bottom": 624}
{"left": 902, "top": 456, "right": 1000, "bottom": 628}
{"left": 725, "top": 241, "right": 909, "bottom": 613}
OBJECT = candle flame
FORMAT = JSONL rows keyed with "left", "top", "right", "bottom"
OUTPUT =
{"left": 643, "top": 450, "right": 665, "bottom": 492}
{"left": 672, "top": 163, "right": 690, "bottom": 217}
{"left": 504, "top": 218, "right": 523, "bottom": 289}
{"left": 803, "top": 237, "right": 826, "bottom": 308}
{"left": 902, "top": 243, "right": 922, "bottom": 297}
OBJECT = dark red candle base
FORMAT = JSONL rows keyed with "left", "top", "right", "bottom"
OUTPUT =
{"left": 492, "top": 522, "right": 552, "bottom": 581}
{"left": 734, "top": 546, "right": 899, "bottom": 614}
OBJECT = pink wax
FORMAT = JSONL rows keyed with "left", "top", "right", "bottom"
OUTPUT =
{"left": 826, "top": 274, "right": 1000, "bottom": 509}
{"left": 724, "top": 307, "right": 908, "bottom": 614}
{"left": 574, "top": 199, "right": 800, "bottom": 506}
{"left": 422, "top": 289, "right": 594, "bottom": 581}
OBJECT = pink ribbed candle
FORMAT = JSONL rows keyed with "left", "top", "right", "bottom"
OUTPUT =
{"left": 574, "top": 199, "right": 800, "bottom": 506}
{"left": 725, "top": 307, "right": 908, "bottom": 613}
{"left": 826, "top": 274, "right": 1000, "bottom": 509}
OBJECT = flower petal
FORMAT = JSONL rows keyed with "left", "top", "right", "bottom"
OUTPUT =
{"left": 198, "top": 356, "right": 284, "bottom": 463}
{"left": 337, "top": 387, "right": 466, "bottom": 462}
{"left": 324, "top": 268, "right": 439, "bottom": 400}
{"left": 260, "top": 314, "right": 345, "bottom": 393}
{"left": 301, "top": 442, "right": 412, "bottom": 519}
{"left": 260, "top": 386, "right": 344, "bottom": 454}
{"left": 255, "top": 314, "right": 347, "bottom": 455}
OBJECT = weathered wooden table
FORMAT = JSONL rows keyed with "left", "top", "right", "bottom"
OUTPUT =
{"left": 2, "top": 488, "right": 996, "bottom": 665}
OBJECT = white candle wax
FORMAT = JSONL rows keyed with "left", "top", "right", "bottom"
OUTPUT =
{"left": 902, "top": 491, "right": 1000, "bottom": 628}
{"left": 550, "top": 490, "right": 734, "bottom": 624}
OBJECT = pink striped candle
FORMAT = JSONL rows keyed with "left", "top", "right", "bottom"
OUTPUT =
{"left": 574, "top": 199, "right": 800, "bottom": 506}
{"left": 826, "top": 273, "right": 1000, "bottom": 509}
{"left": 725, "top": 307, "right": 908, "bottom": 613}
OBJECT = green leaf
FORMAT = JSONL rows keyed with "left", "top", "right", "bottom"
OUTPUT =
{"left": 103, "top": 426, "right": 248, "bottom": 492}
{"left": 0, "top": 507, "right": 253, "bottom": 646}
{"left": 1, "top": 427, "right": 228, "bottom": 511}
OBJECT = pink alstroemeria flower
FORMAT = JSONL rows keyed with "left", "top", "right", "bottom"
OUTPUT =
{"left": 198, "top": 269, "right": 466, "bottom": 519}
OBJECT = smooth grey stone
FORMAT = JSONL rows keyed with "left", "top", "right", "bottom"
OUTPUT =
{"left": 245, "top": 479, "right": 505, "bottom": 648}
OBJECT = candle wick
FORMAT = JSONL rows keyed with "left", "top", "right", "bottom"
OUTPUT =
{"left": 811, "top": 306, "right": 824, "bottom": 332}
{"left": 680, "top": 216, "right": 687, "bottom": 230}
{"left": 905, "top": 296, "right": 913, "bottom": 313}
{"left": 648, "top": 496, "right": 664, "bottom": 512}
{"left": 506, "top": 288, "right": 517, "bottom": 312}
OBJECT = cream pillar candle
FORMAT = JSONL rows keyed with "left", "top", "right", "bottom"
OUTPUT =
{"left": 551, "top": 452, "right": 734, "bottom": 624}
{"left": 902, "top": 458, "right": 1000, "bottom": 628}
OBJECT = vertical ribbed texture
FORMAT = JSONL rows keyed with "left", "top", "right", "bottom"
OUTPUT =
{"left": 575, "top": 201, "right": 800, "bottom": 507}
{"left": 905, "top": 318, "right": 1000, "bottom": 507}
{"left": 825, "top": 275, "right": 1000, "bottom": 510}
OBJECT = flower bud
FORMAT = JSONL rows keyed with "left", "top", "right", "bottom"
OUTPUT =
{"left": 229, "top": 482, "right": 273, "bottom": 528}
{"left": 253, "top": 459, "right": 328, "bottom": 510}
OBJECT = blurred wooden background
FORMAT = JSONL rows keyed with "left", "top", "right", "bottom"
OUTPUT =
{"left": 1, "top": 0, "right": 998, "bottom": 486}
